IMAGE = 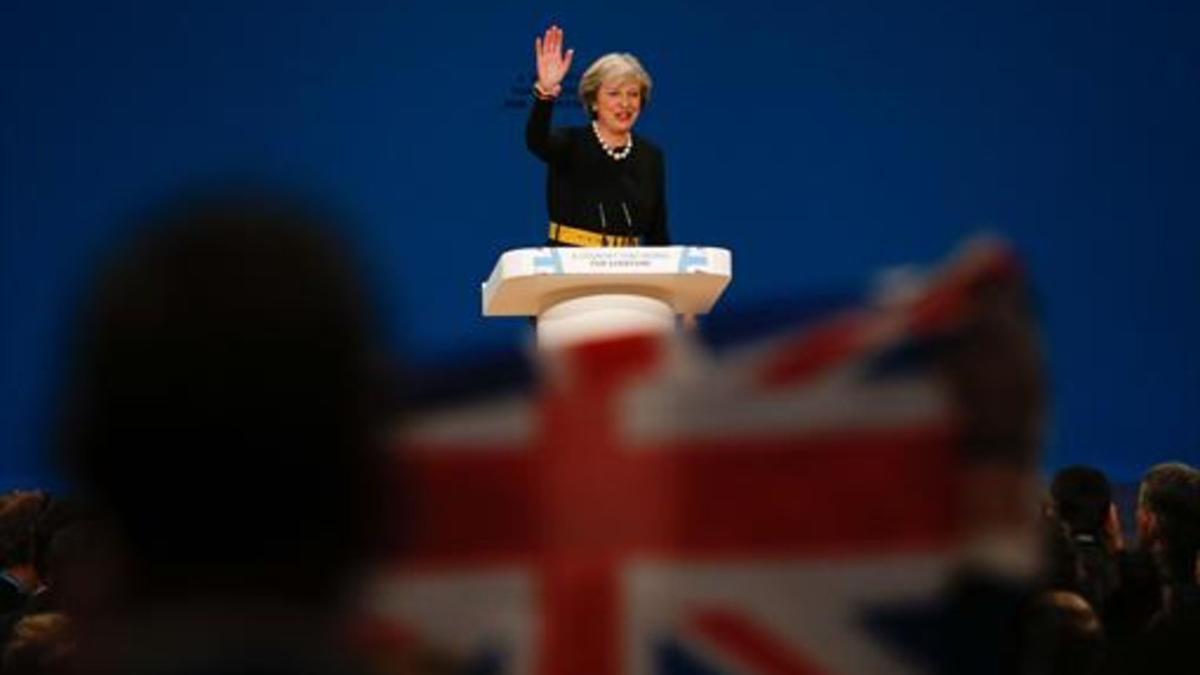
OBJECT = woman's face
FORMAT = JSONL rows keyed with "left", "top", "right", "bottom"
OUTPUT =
{"left": 593, "top": 77, "right": 642, "bottom": 137}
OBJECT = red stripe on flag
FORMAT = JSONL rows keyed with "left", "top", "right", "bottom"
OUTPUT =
{"left": 540, "top": 555, "right": 621, "bottom": 675}
{"left": 756, "top": 314, "right": 867, "bottom": 388}
{"left": 908, "top": 245, "right": 1023, "bottom": 335}
{"left": 397, "top": 426, "right": 956, "bottom": 562}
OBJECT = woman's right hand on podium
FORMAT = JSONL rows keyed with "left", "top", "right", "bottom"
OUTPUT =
{"left": 534, "top": 25, "right": 574, "bottom": 98}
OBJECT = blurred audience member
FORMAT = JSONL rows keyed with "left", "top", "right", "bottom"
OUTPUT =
{"left": 0, "top": 492, "right": 50, "bottom": 615}
{"left": 1049, "top": 466, "right": 1121, "bottom": 614}
{"left": 31, "top": 510, "right": 120, "bottom": 623}
{"left": 1136, "top": 462, "right": 1200, "bottom": 618}
{"left": 1102, "top": 461, "right": 1200, "bottom": 674}
{"left": 935, "top": 255, "right": 1049, "bottom": 675}
{"left": 1017, "top": 591, "right": 1104, "bottom": 675}
{"left": 1101, "top": 544, "right": 1161, "bottom": 652}
{"left": 23, "top": 498, "right": 84, "bottom": 616}
{"left": 1040, "top": 514, "right": 1083, "bottom": 595}
{"left": 1, "top": 612, "right": 73, "bottom": 675}
{"left": 58, "top": 189, "right": 389, "bottom": 674}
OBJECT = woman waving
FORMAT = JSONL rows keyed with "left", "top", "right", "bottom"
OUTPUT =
{"left": 526, "top": 25, "right": 669, "bottom": 247}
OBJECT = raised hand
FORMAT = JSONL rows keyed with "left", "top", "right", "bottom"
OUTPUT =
{"left": 534, "top": 25, "right": 574, "bottom": 97}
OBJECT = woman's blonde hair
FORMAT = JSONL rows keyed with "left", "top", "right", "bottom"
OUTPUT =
{"left": 578, "top": 53, "right": 653, "bottom": 118}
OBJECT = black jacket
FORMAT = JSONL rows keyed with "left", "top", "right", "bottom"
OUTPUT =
{"left": 526, "top": 97, "right": 669, "bottom": 245}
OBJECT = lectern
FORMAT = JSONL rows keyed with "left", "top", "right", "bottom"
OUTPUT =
{"left": 481, "top": 246, "right": 732, "bottom": 348}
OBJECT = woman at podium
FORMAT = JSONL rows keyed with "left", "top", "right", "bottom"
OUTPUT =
{"left": 526, "top": 25, "right": 670, "bottom": 247}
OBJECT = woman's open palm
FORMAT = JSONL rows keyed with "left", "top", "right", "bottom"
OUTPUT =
{"left": 535, "top": 25, "right": 574, "bottom": 95}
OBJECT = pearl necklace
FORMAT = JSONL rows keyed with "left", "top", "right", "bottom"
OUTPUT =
{"left": 592, "top": 122, "right": 633, "bottom": 161}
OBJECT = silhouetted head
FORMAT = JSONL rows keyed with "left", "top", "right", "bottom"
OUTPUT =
{"left": 62, "top": 189, "right": 385, "bottom": 604}
{"left": 1051, "top": 465, "right": 1113, "bottom": 539}
{"left": 1137, "top": 462, "right": 1200, "bottom": 587}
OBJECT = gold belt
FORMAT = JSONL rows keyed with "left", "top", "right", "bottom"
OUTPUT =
{"left": 549, "top": 222, "right": 640, "bottom": 247}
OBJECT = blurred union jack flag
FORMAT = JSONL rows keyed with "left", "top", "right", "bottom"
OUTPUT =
{"left": 361, "top": 239, "right": 1025, "bottom": 675}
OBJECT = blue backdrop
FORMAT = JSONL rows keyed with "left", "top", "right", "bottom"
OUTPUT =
{"left": 3, "top": 0, "right": 1198, "bottom": 488}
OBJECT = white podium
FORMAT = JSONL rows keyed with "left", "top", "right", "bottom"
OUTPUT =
{"left": 482, "top": 246, "right": 732, "bottom": 348}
